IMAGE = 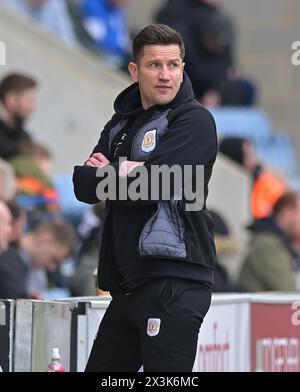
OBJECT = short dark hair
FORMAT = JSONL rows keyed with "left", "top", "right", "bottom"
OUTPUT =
{"left": 6, "top": 199, "right": 24, "bottom": 220}
{"left": 22, "top": 142, "right": 52, "bottom": 160}
{"left": 0, "top": 73, "right": 37, "bottom": 103}
{"left": 218, "top": 137, "right": 248, "bottom": 166}
{"left": 132, "top": 24, "right": 185, "bottom": 63}
{"left": 273, "top": 191, "right": 300, "bottom": 217}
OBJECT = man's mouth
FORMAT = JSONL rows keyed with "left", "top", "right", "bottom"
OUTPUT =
{"left": 156, "top": 85, "right": 172, "bottom": 90}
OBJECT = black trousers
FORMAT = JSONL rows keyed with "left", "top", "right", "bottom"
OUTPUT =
{"left": 85, "top": 277, "right": 212, "bottom": 372}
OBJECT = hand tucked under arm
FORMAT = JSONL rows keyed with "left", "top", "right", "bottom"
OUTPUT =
{"left": 85, "top": 153, "right": 144, "bottom": 175}
{"left": 119, "top": 160, "right": 145, "bottom": 177}
{"left": 85, "top": 152, "right": 110, "bottom": 167}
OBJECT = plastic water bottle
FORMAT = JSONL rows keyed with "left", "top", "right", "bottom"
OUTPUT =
{"left": 46, "top": 348, "right": 65, "bottom": 372}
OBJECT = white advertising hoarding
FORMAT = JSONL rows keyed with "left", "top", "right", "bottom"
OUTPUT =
{"left": 193, "top": 295, "right": 251, "bottom": 372}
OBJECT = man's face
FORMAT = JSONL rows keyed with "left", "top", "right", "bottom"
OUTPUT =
{"left": 128, "top": 45, "right": 185, "bottom": 109}
{"left": 242, "top": 141, "right": 257, "bottom": 170}
{"left": 0, "top": 201, "right": 12, "bottom": 252}
{"left": 36, "top": 157, "right": 53, "bottom": 177}
{"left": 31, "top": 232, "right": 69, "bottom": 272}
{"left": 6, "top": 88, "right": 37, "bottom": 123}
{"left": 287, "top": 199, "right": 300, "bottom": 239}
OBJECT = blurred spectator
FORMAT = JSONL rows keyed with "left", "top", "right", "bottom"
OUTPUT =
{"left": 219, "top": 137, "right": 287, "bottom": 219}
{"left": 9, "top": 142, "right": 60, "bottom": 215}
{"left": 0, "top": 73, "right": 37, "bottom": 160}
{"left": 0, "top": 219, "right": 76, "bottom": 299}
{"left": 210, "top": 210, "right": 236, "bottom": 292}
{"left": 66, "top": 0, "right": 102, "bottom": 54}
{"left": 0, "top": 166, "right": 3, "bottom": 200}
{"left": 79, "top": 0, "right": 131, "bottom": 68}
{"left": 6, "top": 199, "right": 27, "bottom": 248}
{"left": 0, "top": 159, "right": 16, "bottom": 201}
{"left": 0, "top": 200, "right": 12, "bottom": 254}
{"left": 2, "top": 0, "right": 77, "bottom": 46}
{"left": 156, "top": 0, "right": 256, "bottom": 106}
{"left": 237, "top": 192, "right": 300, "bottom": 292}
{"left": 70, "top": 201, "right": 105, "bottom": 296}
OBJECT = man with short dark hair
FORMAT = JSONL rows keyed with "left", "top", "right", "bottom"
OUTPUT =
{"left": 73, "top": 24, "right": 217, "bottom": 372}
{"left": 0, "top": 73, "right": 37, "bottom": 160}
{"left": 237, "top": 191, "right": 300, "bottom": 292}
{"left": 0, "top": 219, "right": 76, "bottom": 299}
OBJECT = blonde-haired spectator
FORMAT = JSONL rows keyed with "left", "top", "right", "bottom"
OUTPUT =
{"left": 0, "top": 219, "right": 76, "bottom": 299}
{"left": 0, "top": 159, "right": 16, "bottom": 201}
{"left": 0, "top": 200, "right": 12, "bottom": 254}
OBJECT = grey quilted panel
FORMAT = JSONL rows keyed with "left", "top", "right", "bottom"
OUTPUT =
{"left": 139, "top": 200, "right": 186, "bottom": 258}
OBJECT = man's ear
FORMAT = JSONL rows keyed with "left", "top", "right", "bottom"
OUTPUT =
{"left": 4, "top": 92, "right": 17, "bottom": 110}
{"left": 128, "top": 62, "right": 138, "bottom": 83}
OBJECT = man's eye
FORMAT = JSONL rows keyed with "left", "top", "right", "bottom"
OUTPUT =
{"left": 170, "top": 63, "right": 179, "bottom": 68}
{"left": 150, "top": 63, "right": 159, "bottom": 67}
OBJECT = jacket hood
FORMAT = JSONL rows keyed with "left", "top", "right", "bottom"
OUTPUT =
{"left": 247, "top": 217, "right": 298, "bottom": 257}
{"left": 247, "top": 217, "right": 286, "bottom": 237}
{"left": 113, "top": 71, "right": 195, "bottom": 117}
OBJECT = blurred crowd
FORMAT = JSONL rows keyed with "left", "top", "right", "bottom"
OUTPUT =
{"left": 156, "top": 0, "right": 256, "bottom": 107}
{"left": 218, "top": 139, "right": 300, "bottom": 293}
{"left": 0, "top": 73, "right": 78, "bottom": 299}
{"left": 0, "top": 0, "right": 299, "bottom": 299}
{"left": 1, "top": 0, "right": 132, "bottom": 69}
{"left": 1, "top": 0, "right": 256, "bottom": 106}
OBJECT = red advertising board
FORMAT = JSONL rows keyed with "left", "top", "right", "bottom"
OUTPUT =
{"left": 251, "top": 303, "right": 300, "bottom": 372}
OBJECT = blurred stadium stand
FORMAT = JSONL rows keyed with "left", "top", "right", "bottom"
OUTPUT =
{"left": 0, "top": 3, "right": 129, "bottom": 175}
{"left": 127, "top": 0, "right": 300, "bottom": 163}
{"left": 211, "top": 107, "right": 298, "bottom": 179}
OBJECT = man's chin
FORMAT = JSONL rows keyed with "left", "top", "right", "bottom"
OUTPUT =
{"left": 155, "top": 95, "right": 175, "bottom": 106}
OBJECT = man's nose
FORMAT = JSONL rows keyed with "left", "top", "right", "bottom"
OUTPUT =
{"left": 158, "top": 66, "right": 171, "bottom": 81}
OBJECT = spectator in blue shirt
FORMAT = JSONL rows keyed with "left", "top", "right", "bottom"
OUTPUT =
{"left": 80, "top": 0, "right": 131, "bottom": 68}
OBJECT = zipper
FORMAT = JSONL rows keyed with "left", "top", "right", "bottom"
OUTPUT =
{"left": 138, "top": 203, "right": 160, "bottom": 256}
{"left": 177, "top": 199, "right": 186, "bottom": 242}
{"left": 134, "top": 109, "right": 172, "bottom": 256}
{"left": 130, "top": 123, "right": 144, "bottom": 160}
{"left": 174, "top": 199, "right": 183, "bottom": 234}
{"left": 130, "top": 110, "right": 168, "bottom": 160}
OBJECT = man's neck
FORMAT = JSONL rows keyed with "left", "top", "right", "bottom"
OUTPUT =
{"left": 0, "top": 103, "right": 16, "bottom": 128}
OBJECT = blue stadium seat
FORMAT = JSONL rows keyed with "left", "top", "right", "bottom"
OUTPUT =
{"left": 255, "top": 133, "right": 297, "bottom": 175}
{"left": 54, "top": 174, "right": 91, "bottom": 221}
{"left": 211, "top": 107, "right": 298, "bottom": 177}
{"left": 210, "top": 107, "right": 272, "bottom": 143}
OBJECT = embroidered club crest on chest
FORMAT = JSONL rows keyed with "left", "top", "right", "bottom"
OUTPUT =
{"left": 142, "top": 129, "right": 157, "bottom": 152}
{"left": 147, "top": 318, "right": 161, "bottom": 337}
